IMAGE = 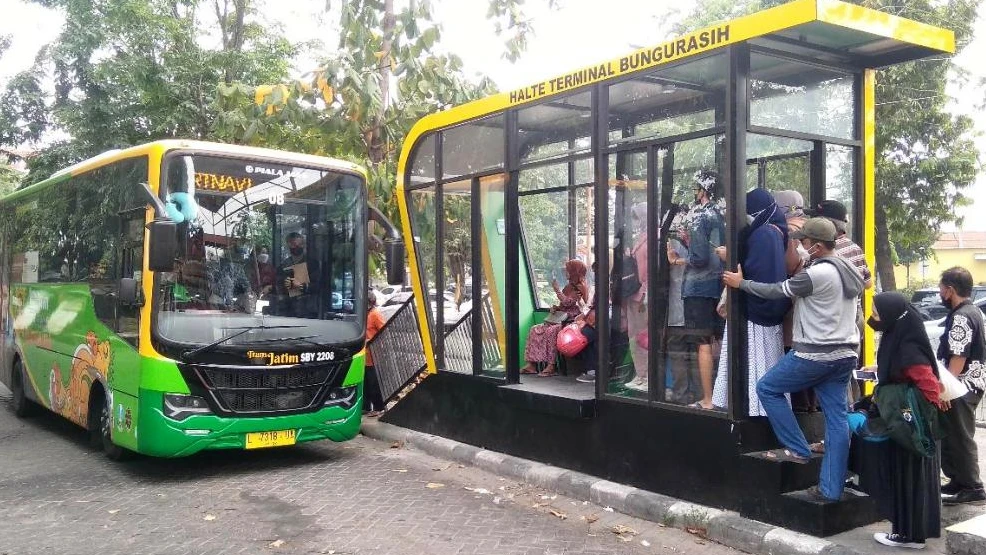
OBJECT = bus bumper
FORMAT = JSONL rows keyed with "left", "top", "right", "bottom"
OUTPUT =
{"left": 135, "top": 388, "right": 362, "bottom": 457}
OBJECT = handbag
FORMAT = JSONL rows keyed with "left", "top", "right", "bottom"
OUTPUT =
{"left": 938, "top": 363, "right": 969, "bottom": 402}
{"left": 556, "top": 322, "right": 589, "bottom": 357}
{"left": 872, "top": 383, "right": 944, "bottom": 458}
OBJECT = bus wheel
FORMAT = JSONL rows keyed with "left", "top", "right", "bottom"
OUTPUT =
{"left": 10, "top": 359, "right": 39, "bottom": 418}
{"left": 89, "top": 387, "right": 131, "bottom": 461}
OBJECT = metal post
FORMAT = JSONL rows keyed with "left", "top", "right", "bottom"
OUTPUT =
{"left": 726, "top": 44, "right": 750, "bottom": 420}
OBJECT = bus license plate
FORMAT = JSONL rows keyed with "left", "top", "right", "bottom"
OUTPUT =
{"left": 245, "top": 429, "right": 297, "bottom": 449}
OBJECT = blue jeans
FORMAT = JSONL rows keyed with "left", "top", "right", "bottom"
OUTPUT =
{"left": 756, "top": 351, "right": 856, "bottom": 500}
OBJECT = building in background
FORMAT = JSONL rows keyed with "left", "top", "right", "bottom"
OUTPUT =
{"left": 895, "top": 231, "right": 986, "bottom": 288}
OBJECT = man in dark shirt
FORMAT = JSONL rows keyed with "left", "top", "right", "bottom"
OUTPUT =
{"left": 937, "top": 266, "right": 986, "bottom": 504}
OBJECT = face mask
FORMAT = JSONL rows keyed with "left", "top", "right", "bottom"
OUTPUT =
{"left": 796, "top": 243, "right": 810, "bottom": 259}
{"left": 290, "top": 246, "right": 304, "bottom": 256}
{"left": 257, "top": 254, "right": 269, "bottom": 264}
{"left": 745, "top": 214, "right": 755, "bottom": 225}
{"left": 866, "top": 316, "right": 886, "bottom": 332}
{"left": 940, "top": 293, "right": 951, "bottom": 307}
{"left": 805, "top": 243, "right": 820, "bottom": 259}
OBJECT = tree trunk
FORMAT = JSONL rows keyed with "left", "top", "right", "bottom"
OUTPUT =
{"left": 874, "top": 203, "right": 896, "bottom": 291}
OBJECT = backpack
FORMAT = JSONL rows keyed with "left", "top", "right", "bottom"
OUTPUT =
{"left": 854, "top": 384, "right": 944, "bottom": 458}
{"left": 613, "top": 254, "right": 641, "bottom": 301}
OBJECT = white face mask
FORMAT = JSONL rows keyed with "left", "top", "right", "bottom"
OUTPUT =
{"left": 257, "top": 254, "right": 269, "bottom": 264}
{"left": 796, "top": 243, "right": 810, "bottom": 260}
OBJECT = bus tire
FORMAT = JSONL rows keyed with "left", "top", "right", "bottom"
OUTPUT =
{"left": 10, "top": 359, "right": 39, "bottom": 418}
{"left": 88, "top": 386, "right": 131, "bottom": 461}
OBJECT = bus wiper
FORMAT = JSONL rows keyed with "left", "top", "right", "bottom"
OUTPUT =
{"left": 243, "top": 335, "right": 320, "bottom": 346}
{"left": 181, "top": 325, "right": 304, "bottom": 361}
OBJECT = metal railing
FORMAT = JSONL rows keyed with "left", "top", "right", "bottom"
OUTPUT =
{"left": 442, "top": 295, "right": 502, "bottom": 375}
{"left": 368, "top": 297, "right": 427, "bottom": 403}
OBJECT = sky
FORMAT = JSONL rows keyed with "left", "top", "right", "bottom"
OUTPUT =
{"left": 2, "top": 0, "right": 986, "bottom": 229}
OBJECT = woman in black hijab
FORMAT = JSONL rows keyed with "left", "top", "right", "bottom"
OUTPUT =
{"left": 855, "top": 292, "right": 944, "bottom": 550}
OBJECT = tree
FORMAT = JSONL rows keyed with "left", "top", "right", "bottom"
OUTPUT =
{"left": 213, "top": 0, "right": 551, "bottom": 283}
{"left": 661, "top": 0, "right": 981, "bottom": 291}
{"left": 0, "top": 0, "right": 301, "bottom": 176}
{"left": 0, "top": 163, "right": 22, "bottom": 197}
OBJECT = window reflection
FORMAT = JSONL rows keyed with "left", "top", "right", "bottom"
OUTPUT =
{"left": 750, "top": 54, "right": 855, "bottom": 140}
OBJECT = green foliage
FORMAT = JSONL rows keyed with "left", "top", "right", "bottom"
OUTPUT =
{"left": 0, "top": 0, "right": 300, "bottom": 171}
{"left": 0, "top": 163, "right": 23, "bottom": 197}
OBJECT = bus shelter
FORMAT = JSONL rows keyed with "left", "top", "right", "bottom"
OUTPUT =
{"left": 381, "top": 0, "right": 954, "bottom": 535}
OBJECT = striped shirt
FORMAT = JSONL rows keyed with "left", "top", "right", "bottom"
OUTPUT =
{"left": 834, "top": 235, "right": 871, "bottom": 283}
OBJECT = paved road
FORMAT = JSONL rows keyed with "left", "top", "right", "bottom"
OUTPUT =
{"left": 0, "top": 386, "right": 738, "bottom": 555}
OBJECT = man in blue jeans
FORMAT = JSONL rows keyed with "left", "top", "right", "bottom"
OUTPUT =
{"left": 723, "top": 217, "right": 864, "bottom": 501}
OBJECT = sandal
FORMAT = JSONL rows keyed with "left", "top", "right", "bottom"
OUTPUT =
{"left": 520, "top": 365, "right": 538, "bottom": 375}
{"left": 759, "top": 448, "right": 810, "bottom": 464}
{"left": 809, "top": 441, "right": 825, "bottom": 454}
{"left": 537, "top": 367, "right": 557, "bottom": 377}
{"left": 688, "top": 401, "right": 713, "bottom": 410}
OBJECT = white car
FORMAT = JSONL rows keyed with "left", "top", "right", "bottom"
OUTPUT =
{"left": 374, "top": 284, "right": 413, "bottom": 305}
{"left": 924, "top": 298, "right": 986, "bottom": 354}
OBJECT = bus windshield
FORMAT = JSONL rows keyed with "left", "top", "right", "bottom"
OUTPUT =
{"left": 155, "top": 153, "right": 366, "bottom": 355}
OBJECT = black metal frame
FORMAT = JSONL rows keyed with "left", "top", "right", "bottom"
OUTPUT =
{"left": 398, "top": 41, "right": 868, "bottom": 419}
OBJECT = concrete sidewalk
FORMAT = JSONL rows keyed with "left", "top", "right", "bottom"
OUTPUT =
{"left": 361, "top": 419, "right": 986, "bottom": 555}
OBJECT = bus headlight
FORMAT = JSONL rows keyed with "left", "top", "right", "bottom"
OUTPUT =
{"left": 163, "top": 394, "right": 212, "bottom": 421}
{"left": 324, "top": 386, "right": 358, "bottom": 409}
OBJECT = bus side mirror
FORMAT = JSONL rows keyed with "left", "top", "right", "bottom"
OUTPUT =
{"left": 147, "top": 219, "right": 178, "bottom": 272}
{"left": 385, "top": 239, "right": 406, "bottom": 286}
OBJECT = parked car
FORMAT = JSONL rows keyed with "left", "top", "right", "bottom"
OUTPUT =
{"left": 924, "top": 297, "right": 986, "bottom": 354}
{"left": 375, "top": 284, "right": 413, "bottom": 305}
{"left": 913, "top": 286, "right": 986, "bottom": 321}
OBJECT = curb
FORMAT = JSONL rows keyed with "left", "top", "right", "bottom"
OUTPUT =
{"left": 361, "top": 420, "right": 869, "bottom": 555}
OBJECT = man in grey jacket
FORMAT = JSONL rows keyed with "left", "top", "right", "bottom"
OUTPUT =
{"left": 723, "top": 217, "right": 864, "bottom": 501}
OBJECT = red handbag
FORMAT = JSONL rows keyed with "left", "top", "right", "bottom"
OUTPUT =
{"left": 556, "top": 322, "right": 588, "bottom": 357}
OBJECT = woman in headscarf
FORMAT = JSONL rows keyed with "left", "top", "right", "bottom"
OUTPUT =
{"left": 711, "top": 189, "right": 790, "bottom": 414}
{"left": 625, "top": 203, "right": 650, "bottom": 391}
{"left": 521, "top": 259, "right": 590, "bottom": 377}
{"left": 852, "top": 292, "right": 944, "bottom": 549}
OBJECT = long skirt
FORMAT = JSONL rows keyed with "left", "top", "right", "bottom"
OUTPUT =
{"left": 524, "top": 322, "right": 563, "bottom": 363}
{"left": 711, "top": 321, "right": 784, "bottom": 416}
{"left": 850, "top": 439, "right": 941, "bottom": 541}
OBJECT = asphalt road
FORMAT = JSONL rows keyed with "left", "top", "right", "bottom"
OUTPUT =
{"left": 0, "top": 385, "right": 739, "bottom": 555}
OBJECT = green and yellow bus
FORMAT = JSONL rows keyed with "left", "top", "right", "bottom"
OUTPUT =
{"left": 0, "top": 140, "right": 403, "bottom": 458}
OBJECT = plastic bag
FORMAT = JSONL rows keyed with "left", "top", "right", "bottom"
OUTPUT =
{"left": 556, "top": 322, "right": 589, "bottom": 358}
{"left": 938, "top": 363, "right": 969, "bottom": 402}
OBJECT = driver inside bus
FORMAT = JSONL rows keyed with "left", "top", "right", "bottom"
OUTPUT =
{"left": 278, "top": 232, "right": 321, "bottom": 317}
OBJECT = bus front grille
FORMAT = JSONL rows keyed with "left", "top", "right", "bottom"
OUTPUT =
{"left": 191, "top": 363, "right": 342, "bottom": 415}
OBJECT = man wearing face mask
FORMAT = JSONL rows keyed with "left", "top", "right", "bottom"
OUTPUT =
{"left": 279, "top": 232, "right": 321, "bottom": 317}
{"left": 936, "top": 266, "right": 986, "bottom": 504}
{"left": 249, "top": 246, "right": 276, "bottom": 296}
{"left": 723, "top": 217, "right": 864, "bottom": 501}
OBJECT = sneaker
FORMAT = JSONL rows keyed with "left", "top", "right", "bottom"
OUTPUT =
{"left": 576, "top": 370, "right": 596, "bottom": 383}
{"left": 625, "top": 380, "right": 649, "bottom": 392}
{"left": 943, "top": 487, "right": 986, "bottom": 505}
{"left": 940, "top": 480, "right": 963, "bottom": 495}
{"left": 873, "top": 532, "right": 925, "bottom": 549}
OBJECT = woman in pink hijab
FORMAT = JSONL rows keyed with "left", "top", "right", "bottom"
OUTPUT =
{"left": 521, "top": 259, "right": 590, "bottom": 377}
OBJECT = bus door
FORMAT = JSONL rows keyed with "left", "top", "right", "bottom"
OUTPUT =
{"left": 115, "top": 208, "right": 145, "bottom": 346}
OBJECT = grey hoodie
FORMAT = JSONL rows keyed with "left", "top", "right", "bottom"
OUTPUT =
{"left": 739, "top": 255, "right": 864, "bottom": 354}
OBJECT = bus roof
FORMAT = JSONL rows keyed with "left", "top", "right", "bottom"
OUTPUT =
{"left": 2, "top": 140, "right": 366, "bottom": 204}
{"left": 397, "top": 0, "right": 954, "bottom": 176}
